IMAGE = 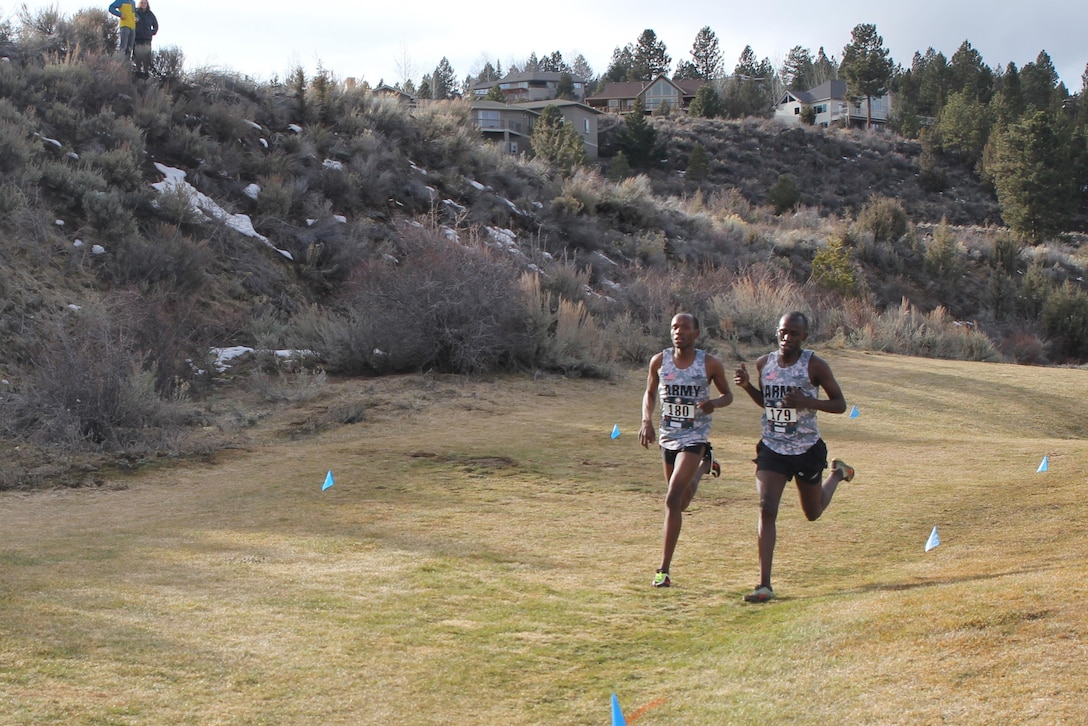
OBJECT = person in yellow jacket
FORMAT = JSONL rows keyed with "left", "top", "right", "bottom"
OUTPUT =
{"left": 108, "top": 0, "right": 137, "bottom": 59}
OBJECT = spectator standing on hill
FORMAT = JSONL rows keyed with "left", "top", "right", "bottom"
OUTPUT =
{"left": 108, "top": 0, "right": 137, "bottom": 59}
{"left": 639, "top": 313, "right": 732, "bottom": 588}
{"left": 133, "top": 0, "right": 158, "bottom": 73}
{"left": 732, "top": 311, "right": 855, "bottom": 603}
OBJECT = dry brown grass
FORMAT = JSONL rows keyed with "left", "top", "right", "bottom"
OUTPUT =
{"left": 1, "top": 352, "right": 1086, "bottom": 724}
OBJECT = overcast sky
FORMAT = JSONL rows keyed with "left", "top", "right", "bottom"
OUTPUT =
{"left": 11, "top": 1, "right": 1087, "bottom": 92}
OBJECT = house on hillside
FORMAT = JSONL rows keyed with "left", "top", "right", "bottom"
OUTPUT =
{"left": 585, "top": 75, "right": 705, "bottom": 114}
{"left": 470, "top": 101, "right": 539, "bottom": 155}
{"left": 516, "top": 99, "right": 601, "bottom": 158}
{"left": 774, "top": 79, "right": 891, "bottom": 128}
{"left": 372, "top": 84, "right": 417, "bottom": 107}
{"left": 470, "top": 71, "right": 587, "bottom": 102}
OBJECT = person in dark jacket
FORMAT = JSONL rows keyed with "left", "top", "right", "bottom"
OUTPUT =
{"left": 133, "top": 0, "right": 158, "bottom": 74}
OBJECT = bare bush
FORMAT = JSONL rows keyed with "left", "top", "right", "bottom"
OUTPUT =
{"left": 709, "top": 268, "right": 812, "bottom": 345}
{"left": 848, "top": 298, "right": 1001, "bottom": 361}
{"left": 308, "top": 225, "right": 528, "bottom": 374}
{"left": 10, "top": 302, "right": 187, "bottom": 450}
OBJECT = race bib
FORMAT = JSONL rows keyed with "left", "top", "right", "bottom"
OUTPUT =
{"left": 663, "top": 398, "right": 696, "bottom": 429}
{"left": 765, "top": 406, "right": 797, "bottom": 423}
{"left": 765, "top": 404, "right": 798, "bottom": 433}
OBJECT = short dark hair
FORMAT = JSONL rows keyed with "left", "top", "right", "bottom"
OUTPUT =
{"left": 782, "top": 311, "right": 809, "bottom": 331}
{"left": 674, "top": 312, "right": 700, "bottom": 330}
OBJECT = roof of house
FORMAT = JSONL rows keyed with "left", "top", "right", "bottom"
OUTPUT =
{"left": 586, "top": 75, "right": 703, "bottom": 102}
{"left": 674, "top": 79, "right": 707, "bottom": 96}
{"left": 517, "top": 99, "right": 601, "bottom": 114}
{"left": 471, "top": 70, "right": 586, "bottom": 91}
{"left": 586, "top": 80, "right": 648, "bottom": 100}
{"left": 372, "top": 84, "right": 415, "bottom": 100}
{"left": 785, "top": 79, "right": 849, "bottom": 105}
{"left": 469, "top": 100, "right": 539, "bottom": 115}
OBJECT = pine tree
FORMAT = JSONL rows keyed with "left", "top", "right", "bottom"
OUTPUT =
{"left": 431, "top": 57, "right": 456, "bottom": 100}
{"left": 615, "top": 98, "right": 662, "bottom": 168}
{"left": 630, "top": 29, "right": 671, "bottom": 80}
{"left": 991, "top": 111, "right": 1077, "bottom": 241}
{"left": 571, "top": 54, "right": 594, "bottom": 85}
{"left": 841, "top": 23, "right": 894, "bottom": 128}
{"left": 688, "top": 84, "right": 723, "bottom": 118}
{"left": 687, "top": 142, "right": 709, "bottom": 183}
{"left": 812, "top": 47, "right": 838, "bottom": 86}
{"left": 556, "top": 72, "right": 576, "bottom": 99}
{"left": 689, "top": 26, "right": 722, "bottom": 80}
{"left": 767, "top": 174, "right": 801, "bottom": 215}
{"left": 603, "top": 45, "right": 634, "bottom": 84}
{"left": 781, "top": 46, "right": 815, "bottom": 91}
{"left": 948, "top": 40, "right": 993, "bottom": 102}
{"left": 936, "top": 89, "right": 991, "bottom": 164}
{"left": 608, "top": 150, "right": 631, "bottom": 181}
{"left": 1020, "top": 50, "right": 1060, "bottom": 112}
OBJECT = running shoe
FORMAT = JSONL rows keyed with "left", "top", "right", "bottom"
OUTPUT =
{"left": 652, "top": 570, "right": 671, "bottom": 588}
{"left": 832, "top": 459, "right": 855, "bottom": 482}
{"left": 711, "top": 457, "right": 721, "bottom": 478}
{"left": 743, "top": 584, "right": 775, "bottom": 603}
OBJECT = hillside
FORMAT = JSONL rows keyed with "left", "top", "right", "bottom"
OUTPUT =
{"left": 0, "top": 50, "right": 1086, "bottom": 487}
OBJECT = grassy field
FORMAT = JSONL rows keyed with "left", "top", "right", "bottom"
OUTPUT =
{"left": 2, "top": 350, "right": 1087, "bottom": 725}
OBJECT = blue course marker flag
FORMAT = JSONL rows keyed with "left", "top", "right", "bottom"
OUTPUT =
{"left": 322, "top": 470, "right": 335, "bottom": 491}
{"left": 611, "top": 693, "right": 626, "bottom": 726}
{"left": 849, "top": 405, "right": 860, "bottom": 419}
{"left": 611, "top": 424, "right": 621, "bottom": 439}
{"left": 1037, "top": 456, "right": 1048, "bottom": 473}
{"left": 925, "top": 526, "right": 940, "bottom": 552}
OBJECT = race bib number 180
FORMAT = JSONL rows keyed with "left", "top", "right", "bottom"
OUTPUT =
{"left": 663, "top": 401, "right": 695, "bottom": 420}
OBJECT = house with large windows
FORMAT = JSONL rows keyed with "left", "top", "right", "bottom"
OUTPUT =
{"left": 584, "top": 75, "right": 704, "bottom": 114}
{"left": 774, "top": 79, "right": 891, "bottom": 128}
{"left": 470, "top": 71, "right": 587, "bottom": 102}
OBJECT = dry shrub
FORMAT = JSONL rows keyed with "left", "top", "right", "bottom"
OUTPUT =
{"left": 555, "top": 168, "right": 602, "bottom": 216}
{"left": 311, "top": 225, "right": 527, "bottom": 374}
{"left": 857, "top": 195, "right": 909, "bottom": 243}
{"left": 598, "top": 174, "right": 660, "bottom": 228}
{"left": 848, "top": 298, "right": 1002, "bottom": 361}
{"left": 709, "top": 268, "right": 811, "bottom": 345}
{"left": 9, "top": 301, "right": 186, "bottom": 450}
{"left": 519, "top": 272, "right": 611, "bottom": 376}
{"left": 596, "top": 311, "right": 659, "bottom": 364}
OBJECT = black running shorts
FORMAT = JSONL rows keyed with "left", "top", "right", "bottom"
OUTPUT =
{"left": 755, "top": 439, "right": 827, "bottom": 485}
{"left": 661, "top": 442, "right": 712, "bottom": 468}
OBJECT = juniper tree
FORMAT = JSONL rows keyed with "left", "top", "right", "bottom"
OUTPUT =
{"left": 615, "top": 98, "right": 663, "bottom": 168}
{"left": 529, "top": 105, "right": 587, "bottom": 176}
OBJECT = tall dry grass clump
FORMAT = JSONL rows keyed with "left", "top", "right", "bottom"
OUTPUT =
{"left": 849, "top": 298, "right": 1002, "bottom": 361}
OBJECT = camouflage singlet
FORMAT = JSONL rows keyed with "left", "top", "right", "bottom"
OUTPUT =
{"left": 760, "top": 348, "right": 820, "bottom": 455}
{"left": 658, "top": 349, "right": 712, "bottom": 451}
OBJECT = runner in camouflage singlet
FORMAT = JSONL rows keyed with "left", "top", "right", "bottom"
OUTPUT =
{"left": 657, "top": 348, "right": 713, "bottom": 451}
{"left": 759, "top": 348, "right": 820, "bottom": 456}
{"left": 640, "top": 314, "right": 733, "bottom": 588}
{"left": 733, "top": 312, "right": 855, "bottom": 603}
